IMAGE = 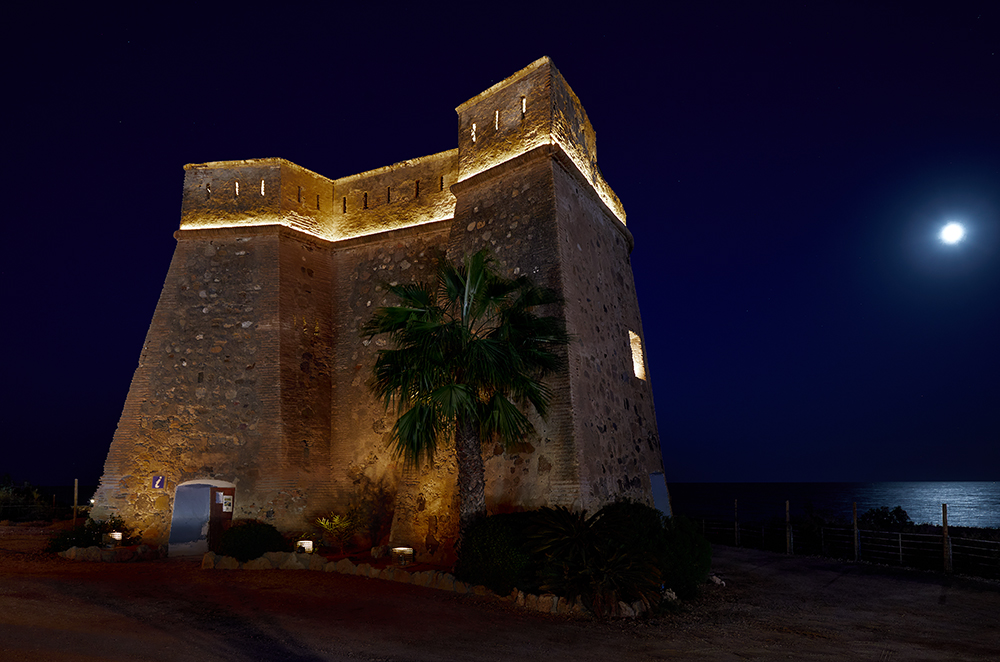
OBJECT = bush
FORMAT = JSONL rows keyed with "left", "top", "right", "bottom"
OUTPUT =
{"left": 46, "top": 515, "right": 140, "bottom": 553}
{"left": 315, "top": 513, "right": 356, "bottom": 553}
{"left": 219, "top": 520, "right": 289, "bottom": 562}
{"left": 455, "top": 512, "right": 533, "bottom": 596}
{"left": 660, "top": 515, "right": 712, "bottom": 600}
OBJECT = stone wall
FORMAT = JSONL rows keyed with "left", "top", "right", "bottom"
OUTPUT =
{"left": 94, "top": 56, "right": 666, "bottom": 557}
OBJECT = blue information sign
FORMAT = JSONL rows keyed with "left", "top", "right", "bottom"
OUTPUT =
{"left": 152, "top": 476, "right": 165, "bottom": 489}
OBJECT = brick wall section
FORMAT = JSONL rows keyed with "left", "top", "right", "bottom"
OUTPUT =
{"left": 550, "top": 153, "right": 663, "bottom": 510}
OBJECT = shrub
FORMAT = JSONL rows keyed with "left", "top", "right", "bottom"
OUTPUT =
{"left": 315, "top": 513, "right": 356, "bottom": 553}
{"left": 455, "top": 512, "right": 533, "bottom": 596}
{"left": 219, "top": 520, "right": 289, "bottom": 562}
{"left": 526, "top": 504, "right": 663, "bottom": 617}
{"left": 659, "top": 515, "right": 712, "bottom": 600}
{"left": 45, "top": 515, "right": 140, "bottom": 553}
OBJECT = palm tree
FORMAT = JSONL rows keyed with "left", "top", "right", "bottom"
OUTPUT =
{"left": 361, "top": 249, "right": 569, "bottom": 534}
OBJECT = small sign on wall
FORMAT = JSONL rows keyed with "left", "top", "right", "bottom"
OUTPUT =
{"left": 222, "top": 495, "right": 233, "bottom": 513}
{"left": 152, "top": 476, "right": 165, "bottom": 489}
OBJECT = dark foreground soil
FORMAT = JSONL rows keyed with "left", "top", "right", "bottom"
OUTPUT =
{"left": 1, "top": 523, "right": 998, "bottom": 661}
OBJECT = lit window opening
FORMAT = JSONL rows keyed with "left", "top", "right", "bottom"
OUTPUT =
{"left": 235, "top": 181, "right": 239, "bottom": 197}
{"left": 495, "top": 109, "right": 499, "bottom": 131}
{"left": 471, "top": 122, "right": 477, "bottom": 142}
{"left": 260, "top": 179, "right": 265, "bottom": 196}
{"left": 629, "top": 330, "right": 646, "bottom": 380}
{"left": 521, "top": 96, "right": 526, "bottom": 118}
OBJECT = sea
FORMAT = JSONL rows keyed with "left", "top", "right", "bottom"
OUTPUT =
{"left": 667, "top": 482, "right": 1000, "bottom": 529}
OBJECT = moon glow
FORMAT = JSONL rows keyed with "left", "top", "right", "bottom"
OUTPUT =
{"left": 940, "top": 222, "right": 965, "bottom": 244}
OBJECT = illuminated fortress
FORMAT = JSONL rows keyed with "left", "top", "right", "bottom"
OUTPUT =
{"left": 92, "top": 57, "right": 666, "bottom": 560}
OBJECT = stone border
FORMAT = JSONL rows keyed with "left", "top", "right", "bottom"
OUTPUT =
{"left": 58, "top": 545, "right": 161, "bottom": 563}
{"left": 200, "top": 551, "right": 610, "bottom": 616}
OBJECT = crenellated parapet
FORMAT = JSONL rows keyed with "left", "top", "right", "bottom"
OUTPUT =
{"left": 455, "top": 56, "right": 625, "bottom": 225}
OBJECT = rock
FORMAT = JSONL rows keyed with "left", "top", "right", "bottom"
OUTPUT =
{"left": 433, "top": 573, "right": 455, "bottom": 591}
{"left": 308, "top": 554, "right": 326, "bottom": 571}
{"left": 333, "top": 558, "right": 356, "bottom": 574}
{"left": 472, "top": 584, "right": 490, "bottom": 597}
{"left": 243, "top": 557, "right": 273, "bottom": 570}
{"left": 556, "top": 596, "right": 573, "bottom": 614}
{"left": 264, "top": 551, "right": 288, "bottom": 565}
{"left": 79, "top": 546, "right": 103, "bottom": 562}
{"left": 356, "top": 563, "right": 373, "bottom": 578}
{"left": 537, "top": 594, "right": 557, "bottom": 613}
{"left": 380, "top": 567, "right": 396, "bottom": 582}
{"left": 60, "top": 547, "right": 78, "bottom": 560}
{"left": 201, "top": 552, "right": 217, "bottom": 569}
{"left": 662, "top": 588, "right": 679, "bottom": 603}
{"left": 524, "top": 594, "right": 538, "bottom": 611}
{"left": 630, "top": 600, "right": 647, "bottom": 616}
{"left": 279, "top": 554, "right": 306, "bottom": 570}
{"left": 411, "top": 571, "right": 434, "bottom": 587}
{"left": 216, "top": 556, "right": 241, "bottom": 570}
{"left": 709, "top": 574, "right": 726, "bottom": 586}
{"left": 617, "top": 601, "right": 635, "bottom": 618}
{"left": 452, "top": 580, "right": 470, "bottom": 594}
{"left": 515, "top": 590, "right": 526, "bottom": 607}
{"left": 370, "top": 545, "right": 389, "bottom": 559}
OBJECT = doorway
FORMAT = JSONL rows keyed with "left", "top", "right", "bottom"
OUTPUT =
{"left": 168, "top": 480, "right": 235, "bottom": 556}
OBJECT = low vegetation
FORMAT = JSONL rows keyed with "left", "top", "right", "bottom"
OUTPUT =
{"left": 45, "top": 516, "right": 140, "bottom": 553}
{"left": 219, "top": 520, "right": 290, "bottom": 562}
{"left": 455, "top": 501, "right": 711, "bottom": 617}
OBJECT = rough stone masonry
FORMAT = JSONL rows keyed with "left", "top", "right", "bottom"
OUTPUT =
{"left": 92, "top": 56, "right": 666, "bottom": 562}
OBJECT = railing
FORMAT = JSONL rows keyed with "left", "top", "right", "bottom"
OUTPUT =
{"left": 697, "top": 517, "right": 1000, "bottom": 580}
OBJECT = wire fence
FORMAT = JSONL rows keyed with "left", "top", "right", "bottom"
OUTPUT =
{"left": 696, "top": 511, "right": 1000, "bottom": 580}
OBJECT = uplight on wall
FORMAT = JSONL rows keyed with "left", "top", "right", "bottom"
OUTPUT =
{"left": 296, "top": 540, "right": 314, "bottom": 554}
{"left": 391, "top": 546, "right": 414, "bottom": 566}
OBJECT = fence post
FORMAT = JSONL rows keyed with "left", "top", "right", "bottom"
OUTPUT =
{"left": 942, "top": 503, "right": 952, "bottom": 574}
{"left": 734, "top": 499, "right": 740, "bottom": 547}
{"left": 785, "top": 500, "right": 792, "bottom": 555}
{"left": 73, "top": 479, "right": 79, "bottom": 528}
{"left": 852, "top": 502, "right": 859, "bottom": 562}
{"left": 898, "top": 532, "right": 903, "bottom": 565}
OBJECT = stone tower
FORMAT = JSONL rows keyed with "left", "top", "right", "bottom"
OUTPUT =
{"left": 92, "top": 57, "right": 666, "bottom": 560}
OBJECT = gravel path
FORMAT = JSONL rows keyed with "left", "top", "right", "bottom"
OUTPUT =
{"left": 1, "top": 524, "right": 997, "bottom": 660}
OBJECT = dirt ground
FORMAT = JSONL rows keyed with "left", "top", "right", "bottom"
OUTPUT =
{"left": 1, "top": 523, "right": 997, "bottom": 661}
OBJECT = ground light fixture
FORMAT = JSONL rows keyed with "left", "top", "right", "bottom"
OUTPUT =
{"left": 296, "top": 540, "right": 314, "bottom": 553}
{"left": 392, "top": 547, "right": 414, "bottom": 566}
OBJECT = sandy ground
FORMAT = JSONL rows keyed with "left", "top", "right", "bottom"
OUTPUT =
{"left": 1, "top": 523, "right": 998, "bottom": 661}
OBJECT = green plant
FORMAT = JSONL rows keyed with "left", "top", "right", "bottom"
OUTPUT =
{"left": 659, "top": 515, "right": 712, "bottom": 600}
{"left": 362, "top": 249, "right": 569, "bottom": 534}
{"left": 454, "top": 512, "right": 533, "bottom": 595}
{"left": 346, "top": 476, "right": 396, "bottom": 547}
{"left": 315, "top": 513, "right": 356, "bottom": 553}
{"left": 45, "top": 515, "right": 140, "bottom": 553}
{"left": 218, "top": 520, "right": 289, "bottom": 562}
{"left": 525, "top": 504, "right": 663, "bottom": 617}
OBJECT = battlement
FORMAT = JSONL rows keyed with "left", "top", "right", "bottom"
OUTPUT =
{"left": 180, "top": 152, "right": 458, "bottom": 242}
{"left": 455, "top": 56, "right": 625, "bottom": 225}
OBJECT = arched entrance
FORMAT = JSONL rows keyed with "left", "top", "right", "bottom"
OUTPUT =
{"left": 168, "top": 480, "right": 235, "bottom": 556}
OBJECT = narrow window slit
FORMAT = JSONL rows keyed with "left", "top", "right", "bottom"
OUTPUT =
{"left": 363, "top": 192, "right": 368, "bottom": 209}
{"left": 471, "top": 122, "right": 476, "bottom": 142}
{"left": 297, "top": 186, "right": 302, "bottom": 203}
{"left": 386, "top": 186, "right": 391, "bottom": 204}
{"left": 414, "top": 180, "right": 420, "bottom": 198}
{"left": 342, "top": 197, "right": 347, "bottom": 213}
{"left": 260, "top": 179, "right": 265, "bottom": 196}
{"left": 316, "top": 194, "right": 320, "bottom": 210}
{"left": 495, "top": 109, "right": 499, "bottom": 130}
{"left": 521, "top": 96, "right": 526, "bottom": 118}
{"left": 234, "top": 181, "right": 239, "bottom": 197}
{"left": 440, "top": 176, "right": 444, "bottom": 192}
{"left": 206, "top": 183, "right": 212, "bottom": 199}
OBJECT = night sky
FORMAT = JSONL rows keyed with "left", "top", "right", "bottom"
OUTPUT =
{"left": 4, "top": 2, "right": 998, "bottom": 488}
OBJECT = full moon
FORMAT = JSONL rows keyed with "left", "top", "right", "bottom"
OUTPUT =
{"left": 940, "top": 222, "right": 965, "bottom": 244}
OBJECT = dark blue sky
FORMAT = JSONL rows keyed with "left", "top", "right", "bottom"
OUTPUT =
{"left": 4, "top": 1, "right": 998, "bottom": 486}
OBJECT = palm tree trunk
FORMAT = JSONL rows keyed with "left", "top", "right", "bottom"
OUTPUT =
{"left": 455, "top": 413, "right": 486, "bottom": 535}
